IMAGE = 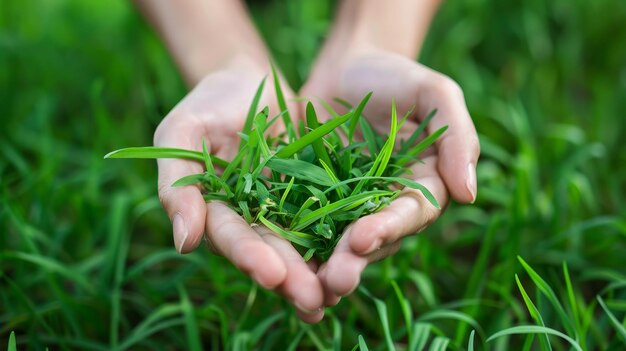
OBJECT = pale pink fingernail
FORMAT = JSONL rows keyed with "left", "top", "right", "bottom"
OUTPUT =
{"left": 173, "top": 214, "right": 188, "bottom": 254}
{"left": 364, "top": 238, "right": 382, "bottom": 254}
{"left": 294, "top": 302, "right": 322, "bottom": 315}
{"left": 466, "top": 162, "right": 477, "bottom": 203}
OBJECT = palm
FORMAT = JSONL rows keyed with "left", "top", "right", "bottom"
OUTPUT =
{"left": 300, "top": 52, "right": 479, "bottom": 304}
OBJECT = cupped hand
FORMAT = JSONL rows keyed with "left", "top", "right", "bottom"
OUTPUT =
{"left": 154, "top": 66, "right": 325, "bottom": 323}
{"left": 300, "top": 52, "right": 480, "bottom": 306}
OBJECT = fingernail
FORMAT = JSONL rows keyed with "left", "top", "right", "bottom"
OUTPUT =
{"left": 294, "top": 302, "right": 322, "bottom": 315}
{"left": 364, "top": 238, "right": 382, "bottom": 254}
{"left": 466, "top": 162, "right": 477, "bottom": 203}
{"left": 173, "top": 214, "right": 188, "bottom": 254}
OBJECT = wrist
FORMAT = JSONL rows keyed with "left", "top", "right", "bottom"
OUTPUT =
{"left": 135, "top": 0, "right": 270, "bottom": 87}
{"left": 309, "top": 0, "right": 441, "bottom": 76}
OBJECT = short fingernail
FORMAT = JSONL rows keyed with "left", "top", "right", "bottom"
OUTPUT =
{"left": 294, "top": 302, "right": 322, "bottom": 315}
{"left": 466, "top": 162, "right": 477, "bottom": 203}
{"left": 363, "top": 238, "right": 382, "bottom": 254}
{"left": 173, "top": 214, "right": 188, "bottom": 254}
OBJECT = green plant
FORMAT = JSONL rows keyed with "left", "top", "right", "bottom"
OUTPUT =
{"left": 105, "top": 73, "right": 444, "bottom": 261}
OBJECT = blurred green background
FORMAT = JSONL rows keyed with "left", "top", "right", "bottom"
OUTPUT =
{"left": 1, "top": 0, "right": 625, "bottom": 350}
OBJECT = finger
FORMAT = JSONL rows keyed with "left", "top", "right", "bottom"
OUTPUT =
{"left": 319, "top": 233, "right": 402, "bottom": 297}
{"left": 205, "top": 202, "right": 287, "bottom": 289}
{"left": 255, "top": 226, "right": 325, "bottom": 324}
{"left": 416, "top": 70, "right": 480, "bottom": 204}
{"left": 349, "top": 155, "right": 447, "bottom": 255}
{"left": 154, "top": 117, "right": 207, "bottom": 254}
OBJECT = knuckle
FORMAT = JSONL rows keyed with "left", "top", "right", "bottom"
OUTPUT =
{"left": 157, "top": 181, "right": 173, "bottom": 208}
{"left": 433, "top": 74, "right": 464, "bottom": 98}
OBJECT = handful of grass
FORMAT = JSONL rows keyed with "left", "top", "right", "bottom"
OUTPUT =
{"left": 105, "top": 74, "right": 446, "bottom": 261}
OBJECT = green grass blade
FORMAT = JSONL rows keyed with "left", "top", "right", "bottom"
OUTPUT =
{"left": 373, "top": 100, "right": 399, "bottom": 177}
{"left": 322, "top": 175, "right": 439, "bottom": 208}
{"left": 291, "top": 190, "right": 394, "bottom": 231}
{"left": 202, "top": 139, "right": 215, "bottom": 175}
{"left": 248, "top": 312, "right": 285, "bottom": 344}
{"left": 332, "top": 316, "right": 342, "bottom": 351}
{"left": 517, "top": 256, "right": 576, "bottom": 337}
{"left": 391, "top": 280, "right": 413, "bottom": 343}
{"left": 278, "top": 177, "right": 295, "bottom": 213}
{"left": 254, "top": 108, "right": 271, "bottom": 159}
{"left": 397, "top": 126, "right": 448, "bottom": 168}
{"left": 408, "top": 271, "right": 437, "bottom": 307}
{"left": 399, "top": 109, "right": 437, "bottom": 155}
{"left": 305, "top": 101, "right": 334, "bottom": 169}
{"left": 487, "top": 325, "right": 583, "bottom": 351}
{"left": 271, "top": 63, "right": 295, "bottom": 142}
{"left": 468, "top": 330, "right": 476, "bottom": 351}
{"left": 428, "top": 336, "right": 450, "bottom": 351}
{"left": 8, "top": 331, "right": 16, "bottom": 351}
{"left": 258, "top": 216, "right": 316, "bottom": 248}
{"left": 319, "top": 159, "right": 346, "bottom": 198}
{"left": 409, "top": 323, "right": 431, "bottom": 351}
{"left": 358, "top": 335, "right": 369, "bottom": 351}
{"left": 418, "top": 310, "right": 484, "bottom": 339}
{"left": 374, "top": 298, "right": 396, "bottom": 351}
{"left": 563, "top": 262, "right": 583, "bottom": 344}
{"left": 515, "top": 274, "right": 552, "bottom": 351}
{"left": 276, "top": 112, "right": 352, "bottom": 159}
{"left": 286, "top": 326, "right": 308, "bottom": 351}
{"left": 178, "top": 285, "right": 202, "bottom": 351}
{"left": 359, "top": 117, "right": 379, "bottom": 157}
{"left": 118, "top": 304, "right": 184, "bottom": 350}
{"left": 171, "top": 173, "right": 205, "bottom": 187}
{"left": 266, "top": 158, "right": 334, "bottom": 186}
{"left": 597, "top": 296, "right": 626, "bottom": 344}
{"left": 348, "top": 92, "right": 372, "bottom": 143}
{"left": 240, "top": 77, "right": 266, "bottom": 151}
{"left": 1, "top": 252, "right": 93, "bottom": 292}
{"left": 104, "top": 147, "right": 229, "bottom": 168}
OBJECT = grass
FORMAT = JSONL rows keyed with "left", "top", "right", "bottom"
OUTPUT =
{"left": 105, "top": 80, "right": 442, "bottom": 261}
{"left": 2, "top": 0, "right": 626, "bottom": 349}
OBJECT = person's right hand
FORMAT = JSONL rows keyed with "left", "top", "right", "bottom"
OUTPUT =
{"left": 154, "top": 64, "right": 325, "bottom": 323}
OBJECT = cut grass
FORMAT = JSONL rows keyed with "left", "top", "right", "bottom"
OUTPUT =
{"left": 106, "top": 75, "right": 440, "bottom": 261}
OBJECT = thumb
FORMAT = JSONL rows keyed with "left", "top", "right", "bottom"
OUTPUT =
{"left": 157, "top": 158, "right": 206, "bottom": 253}
{"left": 155, "top": 121, "right": 207, "bottom": 253}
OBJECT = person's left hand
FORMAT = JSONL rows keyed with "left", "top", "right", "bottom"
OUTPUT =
{"left": 299, "top": 51, "right": 480, "bottom": 306}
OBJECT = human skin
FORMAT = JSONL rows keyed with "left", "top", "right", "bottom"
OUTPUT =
{"left": 134, "top": 0, "right": 479, "bottom": 323}
{"left": 300, "top": 0, "right": 480, "bottom": 307}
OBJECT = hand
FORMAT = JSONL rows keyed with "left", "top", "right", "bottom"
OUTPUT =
{"left": 154, "top": 65, "right": 325, "bottom": 323}
{"left": 300, "top": 51, "right": 480, "bottom": 306}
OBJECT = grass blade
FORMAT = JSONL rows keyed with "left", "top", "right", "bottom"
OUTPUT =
{"left": 517, "top": 256, "right": 576, "bottom": 337}
{"left": 240, "top": 77, "right": 266, "bottom": 151}
{"left": 358, "top": 335, "right": 369, "bottom": 351}
{"left": 348, "top": 92, "right": 372, "bottom": 143}
{"left": 178, "top": 285, "right": 202, "bottom": 351}
{"left": 391, "top": 280, "right": 413, "bottom": 343}
{"left": 104, "top": 147, "right": 228, "bottom": 168}
{"left": 399, "top": 109, "right": 437, "bottom": 155}
{"left": 487, "top": 325, "right": 583, "bottom": 351}
{"left": 271, "top": 63, "right": 295, "bottom": 142}
{"left": 397, "top": 126, "right": 448, "bottom": 168}
{"left": 428, "top": 336, "right": 450, "bottom": 351}
{"left": 266, "top": 158, "right": 334, "bottom": 187}
{"left": 305, "top": 101, "right": 334, "bottom": 170}
{"left": 276, "top": 111, "right": 352, "bottom": 159}
{"left": 597, "top": 295, "right": 626, "bottom": 344}
{"left": 8, "top": 331, "right": 16, "bottom": 351}
{"left": 515, "top": 274, "right": 552, "bottom": 351}
{"left": 409, "top": 323, "right": 431, "bottom": 351}
{"left": 468, "top": 330, "right": 476, "bottom": 351}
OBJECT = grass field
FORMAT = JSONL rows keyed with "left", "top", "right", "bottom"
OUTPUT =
{"left": 2, "top": 0, "right": 626, "bottom": 350}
